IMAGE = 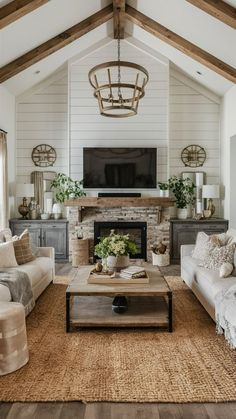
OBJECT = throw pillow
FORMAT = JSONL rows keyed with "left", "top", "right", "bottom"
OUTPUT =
{"left": 0, "top": 241, "right": 18, "bottom": 268}
{"left": 192, "top": 232, "right": 212, "bottom": 260}
{"left": 219, "top": 262, "right": 234, "bottom": 278}
{"left": 0, "top": 228, "right": 12, "bottom": 243}
{"left": 202, "top": 243, "right": 236, "bottom": 271}
{"left": 12, "top": 230, "right": 35, "bottom": 265}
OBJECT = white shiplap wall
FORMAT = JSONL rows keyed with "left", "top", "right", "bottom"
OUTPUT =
{"left": 16, "top": 72, "right": 68, "bottom": 184}
{"left": 169, "top": 70, "right": 220, "bottom": 184}
{"left": 69, "top": 41, "right": 169, "bottom": 195}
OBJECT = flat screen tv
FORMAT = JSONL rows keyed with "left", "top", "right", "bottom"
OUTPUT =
{"left": 83, "top": 148, "right": 157, "bottom": 189}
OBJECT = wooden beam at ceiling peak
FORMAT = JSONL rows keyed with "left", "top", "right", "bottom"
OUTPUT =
{"left": 126, "top": 5, "right": 236, "bottom": 83}
{"left": 113, "top": 0, "right": 126, "bottom": 39}
{"left": 0, "top": 0, "right": 49, "bottom": 29}
{"left": 0, "top": 4, "right": 113, "bottom": 83}
{"left": 186, "top": 0, "right": 236, "bottom": 30}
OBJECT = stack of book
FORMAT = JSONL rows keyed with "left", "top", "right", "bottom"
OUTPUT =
{"left": 120, "top": 265, "right": 146, "bottom": 279}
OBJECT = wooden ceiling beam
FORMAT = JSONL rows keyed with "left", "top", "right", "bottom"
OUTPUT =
{"left": 0, "top": 0, "right": 49, "bottom": 29}
{"left": 126, "top": 5, "right": 236, "bottom": 83}
{"left": 186, "top": 0, "right": 236, "bottom": 30}
{"left": 113, "top": 0, "right": 125, "bottom": 39}
{"left": 0, "top": 4, "right": 113, "bottom": 83}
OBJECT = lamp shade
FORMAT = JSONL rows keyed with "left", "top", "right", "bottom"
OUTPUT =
{"left": 202, "top": 185, "right": 220, "bottom": 199}
{"left": 16, "top": 183, "right": 34, "bottom": 198}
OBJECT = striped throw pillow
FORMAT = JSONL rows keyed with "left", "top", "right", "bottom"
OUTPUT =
{"left": 12, "top": 229, "right": 35, "bottom": 265}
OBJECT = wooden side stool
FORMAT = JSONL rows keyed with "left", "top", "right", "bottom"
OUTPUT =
{"left": 0, "top": 302, "right": 29, "bottom": 376}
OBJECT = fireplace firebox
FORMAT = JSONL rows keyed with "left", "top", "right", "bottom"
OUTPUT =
{"left": 94, "top": 221, "right": 147, "bottom": 260}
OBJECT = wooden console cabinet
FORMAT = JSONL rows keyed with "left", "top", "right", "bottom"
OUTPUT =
{"left": 9, "top": 219, "right": 69, "bottom": 261}
{"left": 170, "top": 218, "right": 229, "bottom": 264}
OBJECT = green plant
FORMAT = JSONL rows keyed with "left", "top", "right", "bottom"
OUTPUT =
{"left": 168, "top": 176, "right": 195, "bottom": 209}
{"left": 50, "top": 172, "right": 86, "bottom": 203}
{"left": 94, "top": 231, "right": 137, "bottom": 258}
{"left": 158, "top": 181, "right": 169, "bottom": 190}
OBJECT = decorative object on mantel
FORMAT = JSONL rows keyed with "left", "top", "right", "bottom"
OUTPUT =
{"left": 88, "top": 7, "right": 149, "bottom": 117}
{"left": 94, "top": 231, "right": 137, "bottom": 271}
{"left": 16, "top": 183, "right": 34, "bottom": 219}
{"left": 202, "top": 184, "right": 220, "bottom": 218}
{"left": 31, "top": 144, "right": 57, "bottom": 167}
{"left": 181, "top": 145, "right": 206, "bottom": 167}
{"left": 168, "top": 176, "right": 196, "bottom": 220}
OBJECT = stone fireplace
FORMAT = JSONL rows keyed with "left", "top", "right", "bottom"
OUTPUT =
{"left": 68, "top": 205, "right": 170, "bottom": 262}
{"left": 94, "top": 221, "right": 147, "bottom": 260}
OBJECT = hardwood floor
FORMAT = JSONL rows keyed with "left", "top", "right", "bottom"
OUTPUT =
{"left": 1, "top": 402, "right": 236, "bottom": 419}
{"left": 1, "top": 263, "right": 236, "bottom": 419}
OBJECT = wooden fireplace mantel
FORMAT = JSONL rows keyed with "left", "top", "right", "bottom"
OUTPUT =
{"left": 65, "top": 196, "right": 175, "bottom": 222}
{"left": 65, "top": 196, "right": 175, "bottom": 208}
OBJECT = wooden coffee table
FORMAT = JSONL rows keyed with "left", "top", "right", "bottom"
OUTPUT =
{"left": 66, "top": 265, "right": 172, "bottom": 332}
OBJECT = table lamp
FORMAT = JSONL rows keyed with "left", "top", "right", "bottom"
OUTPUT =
{"left": 16, "top": 183, "right": 34, "bottom": 219}
{"left": 202, "top": 185, "right": 220, "bottom": 217}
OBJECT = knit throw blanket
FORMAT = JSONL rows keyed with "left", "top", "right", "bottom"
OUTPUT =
{"left": 215, "top": 283, "right": 236, "bottom": 349}
{"left": 0, "top": 270, "right": 35, "bottom": 316}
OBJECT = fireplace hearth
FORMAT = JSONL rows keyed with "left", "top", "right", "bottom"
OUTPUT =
{"left": 94, "top": 221, "right": 147, "bottom": 260}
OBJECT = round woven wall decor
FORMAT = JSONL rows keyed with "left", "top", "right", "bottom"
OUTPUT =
{"left": 181, "top": 145, "right": 206, "bottom": 167}
{"left": 31, "top": 144, "right": 57, "bottom": 167}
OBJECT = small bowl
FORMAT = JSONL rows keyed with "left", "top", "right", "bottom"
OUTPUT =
{"left": 41, "top": 213, "right": 50, "bottom": 220}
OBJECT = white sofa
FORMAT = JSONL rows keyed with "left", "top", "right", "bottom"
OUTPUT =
{"left": 0, "top": 229, "right": 55, "bottom": 308}
{"left": 181, "top": 229, "right": 236, "bottom": 322}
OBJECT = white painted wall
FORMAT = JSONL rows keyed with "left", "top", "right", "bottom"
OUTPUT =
{"left": 16, "top": 71, "right": 68, "bottom": 187}
{"left": 0, "top": 85, "right": 16, "bottom": 217}
{"left": 69, "top": 40, "right": 169, "bottom": 196}
{"left": 221, "top": 85, "right": 236, "bottom": 226}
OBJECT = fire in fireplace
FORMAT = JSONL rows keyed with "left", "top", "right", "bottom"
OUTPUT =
{"left": 94, "top": 221, "right": 147, "bottom": 260}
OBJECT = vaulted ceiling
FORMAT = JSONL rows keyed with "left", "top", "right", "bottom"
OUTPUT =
{"left": 0, "top": 0, "right": 235, "bottom": 96}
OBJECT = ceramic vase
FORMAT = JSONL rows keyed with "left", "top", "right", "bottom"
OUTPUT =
{"left": 177, "top": 208, "right": 188, "bottom": 220}
{"left": 107, "top": 255, "right": 130, "bottom": 271}
{"left": 159, "top": 190, "right": 169, "bottom": 197}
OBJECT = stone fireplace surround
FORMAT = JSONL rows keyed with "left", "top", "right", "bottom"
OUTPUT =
{"left": 68, "top": 206, "right": 170, "bottom": 262}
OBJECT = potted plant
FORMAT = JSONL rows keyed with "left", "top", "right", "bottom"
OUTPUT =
{"left": 94, "top": 231, "right": 137, "bottom": 270}
{"left": 50, "top": 172, "right": 86, "bottom": 203}
{"left": 158, "top": 181, "right": 169, "bottom": 197}
{"left": 168, "top": 176, "right": 195, "bottom": 219}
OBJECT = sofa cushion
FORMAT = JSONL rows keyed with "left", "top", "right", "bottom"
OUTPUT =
{"left": 202, "top": 243, "right": 235, "bottom": 270}
{"left": 10, "top": 257, "right": 54, "bottom": 289}
{"left": 0, "top": 242, "right": 18, "bottom": 268}
{"left": 219, "top": 262, "right": 234, "bottom": 278}
{"left": 12, "top": 230, "right": 35, "bottom": 265}
{"left": 192, "top": 232, "right": 211, "bottom": 260}
{"left": 0, "top": 228, "right": 12, "bottom": 243}
{"left": 182, "top": 255, "right": 236, "bottom": 302}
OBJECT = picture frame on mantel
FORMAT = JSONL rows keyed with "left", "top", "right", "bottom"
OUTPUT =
{"left": 181, "top": 171, "right": 206, "bottom": 214}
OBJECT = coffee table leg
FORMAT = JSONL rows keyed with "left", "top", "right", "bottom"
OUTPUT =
{"left": 66, "top": 293, "right": 71, "bottom": 333}
{"left": 167, "top": 291, "right": 173, "bottom": 332}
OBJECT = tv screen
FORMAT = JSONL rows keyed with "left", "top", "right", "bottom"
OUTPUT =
{"left": 83, "top": 148, "right": 157, "bottom": 189}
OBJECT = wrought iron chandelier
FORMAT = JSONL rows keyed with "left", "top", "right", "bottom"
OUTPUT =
{"left": 88, "top": 10, "right": 149, "bottom": 118}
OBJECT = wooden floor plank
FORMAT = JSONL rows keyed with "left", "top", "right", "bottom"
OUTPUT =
{"left": 205, "top": 403, "right": 236, "bottom": 419}
{"left": 84, "top": 402, "right": 111, "bottom": 419}
{"left": 158, "top": 403, "right": 183, "bottom": 419}
{"left": 59, "top": 402, "right": 86, "bottom": 419}
{"left": 5, "top": 403, "right": 38, "bottom": 419}
{"left": 180, "top": 403, "right": 209, "bottom": 419}
{"left": 0, "top": 403, "right": 12, "bottom": 419}
{"left": 32, "top": 402, "right": 63, "bottom": 419}
{"left": 110, "top": 402, "right": 160, "bottom": 419}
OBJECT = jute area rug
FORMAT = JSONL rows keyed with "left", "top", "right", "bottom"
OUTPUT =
{"left": 1, "top": 276, "right": 236, "bottom": 403}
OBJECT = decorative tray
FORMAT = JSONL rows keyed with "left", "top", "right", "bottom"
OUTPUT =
{"left": 87, "top": 269, "right": 149, "bottom": 284}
